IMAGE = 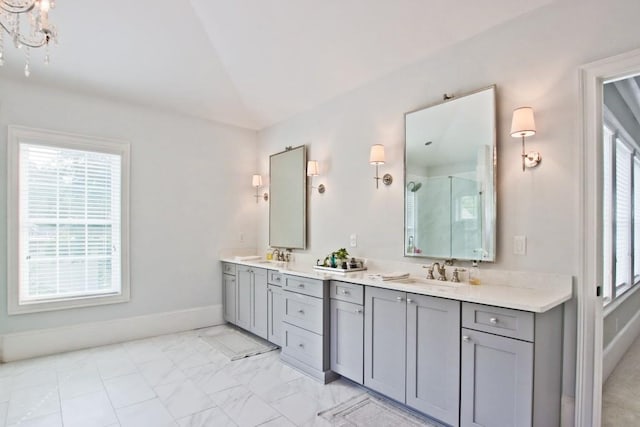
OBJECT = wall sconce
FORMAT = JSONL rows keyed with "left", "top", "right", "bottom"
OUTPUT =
{"left": 369, "top": 144, "right": 393, "bottom": 189}
{"left": 510, "top": 107, "right": 540, "bottom": 171}
{"left": 252, "top": 174, "right": 268, "bottom": 202}
{"left": 307, "top": 160, "right": 326, "bottom": 194}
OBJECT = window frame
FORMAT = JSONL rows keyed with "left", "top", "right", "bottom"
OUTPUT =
{"left": 603, "top": 108, "right": 640, "bottom": 308}
{"left": 7, "top": 126, "right": 130, "bottom": 315}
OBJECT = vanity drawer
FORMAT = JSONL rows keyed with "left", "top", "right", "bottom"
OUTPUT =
{"left": 284, "top": 275, "right": 325, "bottom": 298}
{"left": 330, "top": 281, "right": 364, "bottom": 305}
{"left": 283, "top": 292, "right": 324, "bottom": 334}
{"left": 269, "top": 270, "right": 283, "bottom": 286}
{"left": 222, "top": 262, "right": 236, "bottom": 275}
{"left": 281, "top": 323, "right": 323, "bottom": 371}
{"left": 462, "top": 302, "right": 534, "bottom": 342}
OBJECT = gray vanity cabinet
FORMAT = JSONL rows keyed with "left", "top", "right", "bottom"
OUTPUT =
{"left": 460, "top": 327, "right": 533, "bottom": 427}
{"left": 281, "top": 274, "right": 335, "bottom": 383}
{"left": 406, "top": 295, "right": 460, "bottom": 427}
{"left": 222, "top": 263, "right": 237, "bottom": 324}
{"left": 364, "top": 286, "right": 407, "bottom": 402}
{"left": 330, "top": 281, "right": 364, "bottom": 384}
{"left": 250, "top": 268, "right": 268, "bottom": 339}
{"left": 460, "top": 302, "right": 563, "bottom": 427}
{"left": 267, "top": 281, "right": 285, "bottom": 346}
{"left": 236, "top": 265, "right": 268, "bottom": 339}
{"left": 236, "top": 266, "right": 252, "bottom": 330}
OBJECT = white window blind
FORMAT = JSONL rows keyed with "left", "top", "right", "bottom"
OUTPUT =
{"left": 615, "top": 139, "right": 632, "bottom": 288}
{"left": 18, "top": 143, "right": 122, "bottom": 303}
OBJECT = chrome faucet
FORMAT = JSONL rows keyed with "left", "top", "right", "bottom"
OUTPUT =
{"left": 434, "top": 262, "right": 447, "bottom": 281}
{"left": 423, "top": 264, "right": 435, "bottom": 279}
{"left": 272, "top": 248, "right": 281, "bottom": 261}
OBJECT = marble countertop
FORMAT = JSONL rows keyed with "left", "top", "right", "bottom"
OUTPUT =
{"left": 220, "top": 257, "right": 572, "bottom": 313}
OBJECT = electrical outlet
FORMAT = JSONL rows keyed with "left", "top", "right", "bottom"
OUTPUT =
{"left": 514, "top": 235, "right": 526, "bottom": 255}
{"left": 350, "top": 233, "right": 357, "bottom": 248}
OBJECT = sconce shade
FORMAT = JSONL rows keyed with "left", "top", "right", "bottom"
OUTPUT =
{"left": 252, "top": 174, "right": 262, "bottom": 187}
{"left": 369, "top": 144, "right": 386, "bottom": 165}
{"left": 307, "top": 160, "right": 319, "bottom": 176}
{"left": 510, "top": 107, "right": 536, "bottom": 138}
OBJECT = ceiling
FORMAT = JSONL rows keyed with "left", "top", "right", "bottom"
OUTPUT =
{"left": 1, "top": 0, "right": 553, "bottom": 130}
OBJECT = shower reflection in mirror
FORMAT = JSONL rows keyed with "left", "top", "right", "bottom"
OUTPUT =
{"left": 404, "top": 85, "right": 496, "bottom": 261}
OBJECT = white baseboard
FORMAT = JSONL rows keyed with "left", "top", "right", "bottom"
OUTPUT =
{"left": 0, "top": 304, "right": 224, "bottom": 362}
{"left": 561, "top": 394, "right": 575, "bottom": 427}
{"left": 603, "top": 307, "right": 640, "bottom": 381}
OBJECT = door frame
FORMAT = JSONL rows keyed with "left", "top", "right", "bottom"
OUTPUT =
{"left": 577, "top": 47, "right": 640, "bottom": 427}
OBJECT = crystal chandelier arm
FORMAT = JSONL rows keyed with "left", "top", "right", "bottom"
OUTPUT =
{"left": 0, "top": 20, "right": 49, "bottom": 47}
{"left": 0, "top": 0, "right": 37, "bottom": 14}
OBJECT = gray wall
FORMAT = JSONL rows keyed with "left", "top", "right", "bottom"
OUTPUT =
{"left": 0, "top": 77, "right": 258, "bottom": 335}
{"left": 604, "top": 288, "right": 640, "bottom": 349}
{"left": 256, "top": 0, "right": 640, "bottom": 399}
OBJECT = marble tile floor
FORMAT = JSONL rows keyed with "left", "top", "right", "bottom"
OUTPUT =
{"left": 0, "top": 325, "right": 370, "bottom": 427}
{"left": 603, "top": 333, "right": 640, "bottom": 426}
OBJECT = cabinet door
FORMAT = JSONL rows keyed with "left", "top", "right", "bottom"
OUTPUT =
{"left": 267, "top": 285, "right": 285, "bottom": 345}
{"left": 364, "top": 287, "right": 406, "bottom": 402}
{"left": 236, "top": 267, "right": 252, "bottom": 330}
{"left": 461, "top": 328, "right": 533, "bottom": 427}
{"left": 250, "top": 268, "right": 269, "bottom": 340}
{"left": 406, "top": 294, "right": 460, "bottom": 426}
{"left": 330, "top": 299, "right": 364, "bottom": 384}
{"left": 223, "top": 274, "right": 237, "bottom": 324}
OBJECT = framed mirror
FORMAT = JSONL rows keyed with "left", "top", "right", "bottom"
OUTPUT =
{"left": 404, "top": 86, "right": 496, "bottom": 261}
{"left": 269, "top": 145, "right": 307, "bottom": 249}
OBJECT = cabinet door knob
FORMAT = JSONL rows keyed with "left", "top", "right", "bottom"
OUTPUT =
{"left": 463, "top": 336, "right": 471, "bottom": 343}
{"left": 396, "top": 296, "right": 404, "bottom": 302}
{"left": 489, "top": 317, "right": 499, "bottom": 324}
{"left": 298, "top": 343, "right": 304, "bottom": 348}
{"left": 356, "top": 309, "right": 363, "bottom": 314}
{"left": 407, "top": 298, "right": 413, "bottom": 304}
{"left": 268, "top": 288, "right": 272, "bottom": 293}
{"left": 297, "top": 309, "right": 304, "bottom": 314}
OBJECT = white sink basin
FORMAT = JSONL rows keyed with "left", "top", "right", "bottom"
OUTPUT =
{"left": 390, "top": 276, "right": 465, "bottom": 288}
{"left": 252, "top": 259, "right": 285, "bottom": 267}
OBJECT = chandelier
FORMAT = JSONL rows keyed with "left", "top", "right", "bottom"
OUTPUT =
{"left": 0, "top": 0, "right": 57, "bottom": 77}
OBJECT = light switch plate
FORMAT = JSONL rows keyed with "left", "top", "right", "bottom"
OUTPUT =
{"left": 350, "top": 233, "right": 357, "bottom": 247}
{"left": 514, "top": 235, "right": 526, "bottom": 255}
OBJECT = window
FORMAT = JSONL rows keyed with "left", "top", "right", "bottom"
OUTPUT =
{"left": 602, "top": 121, "right": 640, "bottom": 306}
{"left": 8, "top": 126, "right": 130, "bottom": 314}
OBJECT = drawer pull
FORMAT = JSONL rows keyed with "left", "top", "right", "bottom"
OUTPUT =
{"left": 298, "top": 284, "right": 305, "bottom": 288}
{"left": 462, "top": 336, "right": 472, "bottom": 343}
{"left": 356, "top": 309, "right": 363, "bottom": 314}
{"left": 489, "top": 317, "right": 499, "bottom": 324}
{"left": 276, "top": 277, "right": 281, "bottom": 281}
{"left": 341, "top": 290, "right": 350, "bottom": 295}
{"left": 396, "top": 296, "right": 404, "bottom": 302}
{"left": 297, "top": 309, "right": 304, "bottom": 314}
{"left": 407, "top": 298, "right": 413, "bottom": 304}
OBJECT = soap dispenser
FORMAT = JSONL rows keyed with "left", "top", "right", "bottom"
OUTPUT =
{"left": 407, "top": 236, "right": 415, "bottom": 254}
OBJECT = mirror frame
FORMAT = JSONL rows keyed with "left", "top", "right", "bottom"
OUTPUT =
{"left": 403, "top": 85, "right": 497, "bottom": 261}
{"left": 269, "top": 145, "right": 307, "bottom": 249}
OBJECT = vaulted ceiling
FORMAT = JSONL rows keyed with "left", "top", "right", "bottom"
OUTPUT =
{"left": 1, "top": 0, "right": 554, "bottom": 130}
